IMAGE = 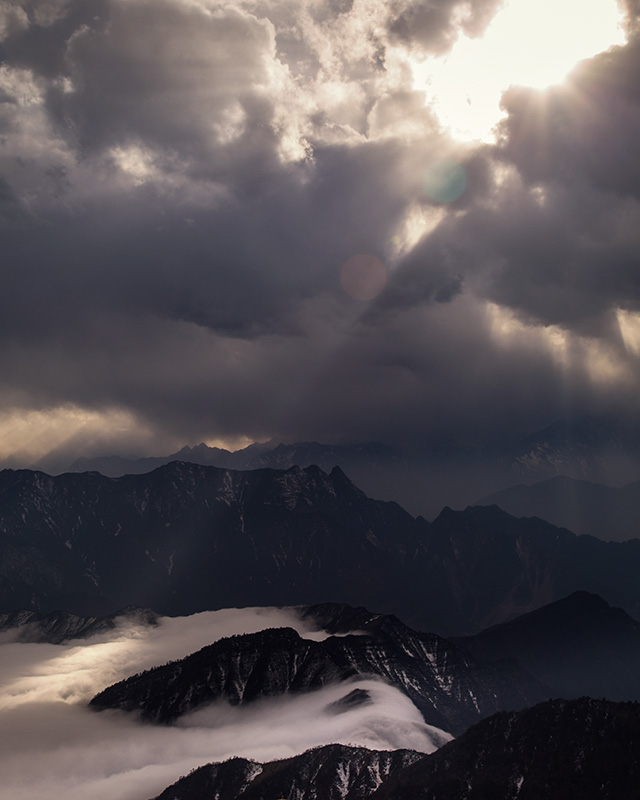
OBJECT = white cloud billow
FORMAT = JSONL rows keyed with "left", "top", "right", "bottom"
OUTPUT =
{"left": 0, "top": 607, "right": 450, "bottom": 800}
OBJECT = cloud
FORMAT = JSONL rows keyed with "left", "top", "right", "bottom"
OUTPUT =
{"left": 0, "top": 0, "right": 638, "bottom": 463}
{"left": 0, "top": 607, "right": 448, "bottom": 800}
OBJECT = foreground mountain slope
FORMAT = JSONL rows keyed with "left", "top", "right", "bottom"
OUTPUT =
{"left": 151, "top": 698, "right": 640, "bottom": 800}
{"left": 373, "top": 697, "right": 640, "bottom": 800}
{"left": 152, "top": 744, "right": 423, "bottom": 800}
{"left": 477, "top": 475, "right": 640, "bottom": 542}
{"left": 89, "top": 610, "right": 548, "bottom": 735}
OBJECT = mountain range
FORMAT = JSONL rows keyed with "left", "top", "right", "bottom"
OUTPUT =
{"left": 3, "top": 461, "right": 640, "bottom": 634}
{"left": 4, "top": 443, "right": 640, "bottom": 799}
{"left": 478, "top": 475, "right": 640, "bottom": 542}
{"left": 60, "top": 416, "right": 640, "bottom": 521}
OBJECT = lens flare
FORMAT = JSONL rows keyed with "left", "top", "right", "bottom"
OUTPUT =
{"left": 340, "top": 254, "right": 387, "bottom": 301}
{"left": 423, "top": 159, "right": 466, "bottom": 204}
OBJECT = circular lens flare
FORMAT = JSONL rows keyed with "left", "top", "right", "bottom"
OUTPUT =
{"left": 423, "top": 159, "right": 466, "bottom": 203}
{"left": 340, "top": 254, "right": 387, "bottom": 301}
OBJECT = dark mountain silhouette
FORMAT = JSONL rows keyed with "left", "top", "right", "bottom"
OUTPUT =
{"left": 477, "top": 475, "right": 640, "bottom": 541}
{"left": 373, "top": 697, "right": 640, "bottom": 800}
{"left": 3, "top": 463, "right": 640, "bottom": 634}
{"left": 454, "top": 591, "right": 640, "bottom": 701}
{"left": 0, "top": 461, "right": 426, "bottom": 620}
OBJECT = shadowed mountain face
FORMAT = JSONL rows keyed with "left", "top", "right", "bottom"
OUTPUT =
{"left": 3, "top": 462, "right": 640, "bottom": 634}
{"left": 454, "top": 591, "right": 640, "bottom": 702}
{"left": 372, "top": 697, "right": 640, "bottom": 800}
{"left": 89, "top": 608, "right": 548, "bottom": 736}
{"left": 477, "top": 475, "right": 640, "bottom": 542}
{"left": 0, "top": 462, "right": 426, "bottom": 620}
{"left": 151, "top": 698, "right": 640, "bottom": 800}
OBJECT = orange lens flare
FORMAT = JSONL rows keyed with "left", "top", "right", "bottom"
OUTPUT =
{"left": 340, "top": 254, "right": 387, "bottom": 301}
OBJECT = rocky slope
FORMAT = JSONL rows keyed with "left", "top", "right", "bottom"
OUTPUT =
{"left": 152, "top": 744, "right": 422, "bottom": 800}
{"left": 0, "top": 462, "right": 425, "bottom": 619}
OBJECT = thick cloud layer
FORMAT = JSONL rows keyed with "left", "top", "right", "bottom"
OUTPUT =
{"left": 0, "top": 607, "right": 448, "bottom": 800}
{"left": 0, "top": 0, "right": 638, "bottom": 464}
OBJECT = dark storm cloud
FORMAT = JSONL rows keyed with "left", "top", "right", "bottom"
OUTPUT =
{"left": 0, "top": 0, "right": 638, "bottom": 461}
{"left": 488, "top": 44, "right": 640, "bottom": 332}
{"left": 48, "top": 1, "right": 283, "bottom": 174}
{"left": 0, "top": 0, "right": 111, "bottom": 79}
{"left": 498, "top": 42, "right": 640, "bottom": 199}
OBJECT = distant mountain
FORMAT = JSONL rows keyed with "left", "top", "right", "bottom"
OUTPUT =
{"left": 0, "top": 462, "right": 428, "bottom": 620}
{"left": 0, "top": 605, "right": 157, "bottom": 644}
{"left": 63, "top": 416, "right": 640, "bottom": 520}
{"left": 4, "top": 463, "right": 640, "bottom": 634}
{"left": 503, "top": 416, "right": 640, "bottom": 486}
{"left": 422, "top": 504, "right": 640, "bottom": 633}
{"left": 152, "top": 698, "right": 640, "bottom": 800}
{"left": 477, "top": 475, "right": 640, "bottom": 541}
{"left": 89, "top": 605, "right": 548, "bottom": 736}
{"left": 68, "top": 440, "right": 397, "bottom": 483}
{"left": 455, "top": 591, "right": 640, "bottom": 701}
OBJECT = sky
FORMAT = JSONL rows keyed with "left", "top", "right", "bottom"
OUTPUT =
{"left": 1, "top": 0, "right": 639, "bottom": 468}
{"left": 0, "top": 607, "right": 448, "bottom": 800}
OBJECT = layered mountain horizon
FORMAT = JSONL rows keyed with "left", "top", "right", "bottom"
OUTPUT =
{"left": 3, "top": 460, "right": 640, "bottom": 633}
{"left": 3, "top": 445, "right": 640, "bottom": 798}
{"left": 31, "top": 415, "right": 640, "bottom": 525}
{"left": 3, "top": 588, "right": 640, "bottom": 798}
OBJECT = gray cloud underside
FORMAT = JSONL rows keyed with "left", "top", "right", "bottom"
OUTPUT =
{"left": 1, "top": 0, "right": 639, "bottom": 460}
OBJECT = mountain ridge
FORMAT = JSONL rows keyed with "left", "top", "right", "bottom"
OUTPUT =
{"left": 3, "top": 462, "right": 640, "bottom": 633}
{"left": 89, "top": 611, "right": 549, "bottom": 736}
{"left": 477, "top": 475, "right": 640, "bottom": 541}
{"left": 58, "top": 416, "right": 640, "bottom": 520}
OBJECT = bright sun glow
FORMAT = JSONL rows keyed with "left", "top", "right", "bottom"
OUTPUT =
{"left": 414, "top": 0, "right": 626, "bottom": 142}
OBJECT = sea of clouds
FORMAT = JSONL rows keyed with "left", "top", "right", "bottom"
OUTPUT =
{"left": 0, "top": 607, "right": 450, "bottom": 800}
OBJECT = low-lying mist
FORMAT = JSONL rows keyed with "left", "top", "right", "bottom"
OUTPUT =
{"left": 0, "top": 607, "right": 450, "bottom": 800}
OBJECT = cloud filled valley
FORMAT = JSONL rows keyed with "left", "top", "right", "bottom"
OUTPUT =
{"left": 0, "top": 607, "right": 449, "bottom": 800}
